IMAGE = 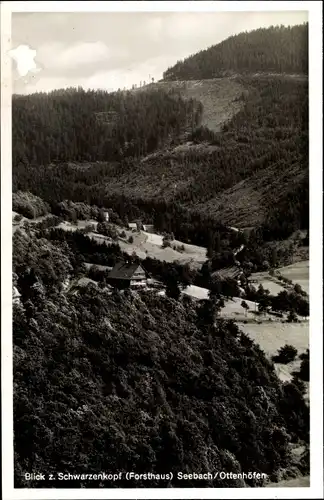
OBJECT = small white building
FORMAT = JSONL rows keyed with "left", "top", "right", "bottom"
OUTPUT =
{"left": 103, "top": 211, "right": 109, "bottom": 222}
{"left": 143, "top": 224, "right": 154, "bottom": 233}
{"left": 128, "top": 222, "right": 137, "bottom": 230}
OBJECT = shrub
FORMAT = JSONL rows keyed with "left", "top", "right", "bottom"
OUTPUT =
{"left": 241, "top": 300, "right": 250, "bottom": 316}
{"left": 298, "top": 358, "right": 309, "bottom": 381}
{"left": 97, "top": 222, "right": 118, "bottom": 240}
{"left": 287, "top": 310, "right": 298, "bottom": 323}
{"left": 299, "top": 349, "right": 309, "bottom": 361}
{"left": 291, "top": 375, "right": 307, "bottom": 395}
{"left": 162, "top": 239, "right": 171, "bottom": 248}
{"left": 84, "top": 224, "right": 95, "bottom": 233}
{"left": 13, "top": 191, "right": 50, "bottom": 219}
{"left": 272, "top": 344, "right": 298, "bottom": 364}
{"left": 128, "top": 235, "right": 134, "bottom": 244}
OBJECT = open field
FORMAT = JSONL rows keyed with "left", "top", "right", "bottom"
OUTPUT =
{"left": 251, "top": 259, "right": 309, "bottom": 296}
{"left": 220, "top": 296, "right": 259, "bottom": 320}
{"left": 182, "top": 285, "right": 209, "bottom": 300}
{"left": 181, "top": 287, "right": 309, "bottom": 392}
{"left": 56, "top": 222, "right": 207, "bottom": 269}
{"left": 241, "top": 321, "right": 309, "bottom": 397}
{"left": 278, "top": 261, "right": 309, "bottom": 294}
{"left": 240, "top": 322, "right": 309, "bottom": 358}
{"left": 119, "top": 231, "right": 207, "bottom": 268}
{"left": 250, "top": 271, "right": 286, "bottom": 295}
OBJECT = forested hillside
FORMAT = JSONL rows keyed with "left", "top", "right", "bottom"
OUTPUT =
{"left": 12, "top": 21, "right": 310, "bottom": 490}
{"left": 13, "top": 75, "right": 308, "bottom": 244}
{"left": 163, "top": 24, "right": 308, "bottom": 80}
{"left": 13, "top": 226, "right": 309, "bottom": 488}
{"left": 13, "top": 87, "right": 201, "bottom": 165}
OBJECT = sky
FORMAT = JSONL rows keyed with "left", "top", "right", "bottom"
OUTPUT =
{"left": 11, "top": 10, "right": 308, "bottom": 95}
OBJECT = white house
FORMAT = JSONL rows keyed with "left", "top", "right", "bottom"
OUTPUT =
{"left": 143, "top": 224, "right": 155, "bottom": 233}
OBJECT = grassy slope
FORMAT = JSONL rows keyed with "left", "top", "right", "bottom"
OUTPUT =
{"left": 138, "top": 78, "right": 245, "bottom": 132}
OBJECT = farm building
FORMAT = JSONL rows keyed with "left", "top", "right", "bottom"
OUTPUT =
{"left": 107, "top": 261, "right": 148, "bottom": 290}
{"left": 143, "top": 224, "right": 155, "bottom": 233}
{"left": 128, "top": 222, "right": 137, "bottom": 230}
{"left": 211, "top": 265, "right": 244, "bottom": 281}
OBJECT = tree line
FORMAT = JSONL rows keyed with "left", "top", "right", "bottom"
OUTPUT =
{"left": 163, "top": 24, "right": 308, "bottom": 80}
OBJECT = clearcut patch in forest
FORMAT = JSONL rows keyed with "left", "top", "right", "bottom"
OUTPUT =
{"left": 195, "top": 159, "right": 306, "bottom": 228}
{"left": 140, "top": 78, "right": 246, "bottom": 133}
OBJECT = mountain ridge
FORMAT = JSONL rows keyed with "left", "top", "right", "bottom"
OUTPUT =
{"left": 13, "top": 23, "right": 308, "bottom": 245}
{"left": 163, "top": 24, "right": 308, "bottom": 81}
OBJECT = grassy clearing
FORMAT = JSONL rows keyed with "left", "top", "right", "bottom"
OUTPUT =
{"left": 118, "top": 229, "right": 207, "bottom": 269}
{"left": 182, "top": 285, "right": 209, "bottom": 300}
{"left": 219, "top": 297, "right": 259, "bottom": 320}
{"left": 250, "top": 271, "right": 286, "bottom": 295}
{"left": 240, "top": 321, "right": 309, "bottom": 400}
{"left": 56, "top": 222, "right": 207, "bottom": 269}
{"left": 251, "top": 260, "right": 309, "bottom": 296}
{"left": 240, "top": 322, "right": 309, "bottom": 358}
{"left": 278, "top": 261, "right": 309, "bottom": 294}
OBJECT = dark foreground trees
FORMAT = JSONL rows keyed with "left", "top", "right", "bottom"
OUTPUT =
{"left": 13, "top": 229, "right": 309, "bottom": 489}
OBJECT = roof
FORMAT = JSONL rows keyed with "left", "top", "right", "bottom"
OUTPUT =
{"left": 211, "top": 265, "right": 243, "bottom": 280}
{"left": 108, "top": 262, "right": 146, "bottom": 280}
{"left": 128, "top": 222, "right": 137, "bottom": 228}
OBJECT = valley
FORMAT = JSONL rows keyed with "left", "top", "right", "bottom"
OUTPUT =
{"left": 17, "top": 213, "right": 310, "bottom": 397}
{"left": 11, "top": 20, "right": 311, "bottom": 491}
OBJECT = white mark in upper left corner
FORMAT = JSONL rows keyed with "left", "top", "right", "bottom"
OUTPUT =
{"left": 9, "top": 44, "right": 41, "bottom": 77}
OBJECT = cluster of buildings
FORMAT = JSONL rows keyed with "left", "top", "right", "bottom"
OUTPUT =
{"left": 127, "top": 222, "right": 154, "bottom": 233}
